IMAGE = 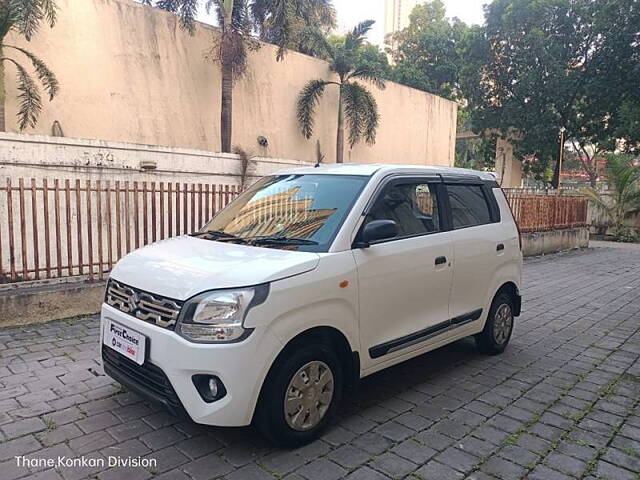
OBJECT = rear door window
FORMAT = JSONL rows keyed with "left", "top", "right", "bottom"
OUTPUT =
{"left": 446, "top": 184, "right": 492, "bottom": 229}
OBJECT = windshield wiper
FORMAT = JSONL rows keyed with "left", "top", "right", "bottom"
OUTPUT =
{"left": 248, "top": 235, "right": 319, "bottom": 246}
{"left": 191, "top": 230, "right": 249, "bottom": 243}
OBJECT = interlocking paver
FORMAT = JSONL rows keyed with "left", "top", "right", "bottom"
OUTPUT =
{"left": 545, "top": 452, "right": 587, "bottom": 477}
{"left": 1, "top": 242, "right": 639, "bottom": 479}
{"left": 369, "top": 451, "right": 417, "bottom": 478}
{"left": 297, "top": 458, "right": 346, "bottom": 480}
{"left": 326, "top": 444, "right": 370, "bottom": 469}
{"left": 413, "top": 460, "right": 464, "bottom": 479}
{"left": 1, "top": 417, "right": 46, "bottom": 439}
{"left": 433, "top": 446, "right": 479, "bottom": 473}
{"left": 390, "top": 439, "right": 437, "bottom": 464}
{"left": 0, "top": 434, "right": 42, "bottom": 462}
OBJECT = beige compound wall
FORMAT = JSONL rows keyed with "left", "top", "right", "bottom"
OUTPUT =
{"left": 3, "top": 0, "right": 457, "bottom": 166}
{"left": 495, "top": 138, "right": 523, "bottom": 188}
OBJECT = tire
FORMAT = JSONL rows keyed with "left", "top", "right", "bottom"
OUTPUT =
{"left": 475, "top": 292, "right": 514, "bottom": 355}
{"left": 255, "top": 343, "right": 343, "bottom": 447}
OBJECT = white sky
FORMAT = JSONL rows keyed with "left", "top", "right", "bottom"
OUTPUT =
{"left": 334, "top": 0, "right": 487, "bottom": 45}
{"left": 199, "top": 0, "right": 488, "bottom": 46}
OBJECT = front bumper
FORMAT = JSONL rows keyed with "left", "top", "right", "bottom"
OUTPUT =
{"left": 102, "top": 346, "right": 186, "bottom": 417}
{"left": 100, "top": 303, "right": 283, "bottom": 426}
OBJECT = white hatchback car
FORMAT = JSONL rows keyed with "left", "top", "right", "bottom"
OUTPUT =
{"left": 101, "top": 164, "right": 522, "bottom": 446}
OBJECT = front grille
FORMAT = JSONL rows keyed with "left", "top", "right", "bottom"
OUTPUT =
{"left": 105, "top": 279, "right": 183, "bottom": 329}
{"left": 102, "top": 346, "right": 184, "bottom": 413}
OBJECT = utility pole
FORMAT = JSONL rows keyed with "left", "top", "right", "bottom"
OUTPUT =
{"left": 552, "top": 127, "right": 566, "bottom": 190}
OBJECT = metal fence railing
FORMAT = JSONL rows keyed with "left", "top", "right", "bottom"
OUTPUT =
{"left": 0, "top": 178, "right": 241, "bottom": 283}
{"left": 503, "top": 189, "right": 589, "bottom": 233}
{"left": 1, "top": 179, "right": 591, "bottom": 284}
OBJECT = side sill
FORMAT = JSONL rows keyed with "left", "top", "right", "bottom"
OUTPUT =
{"left": 368, "top": 309, "right": 483, "bottom": 359}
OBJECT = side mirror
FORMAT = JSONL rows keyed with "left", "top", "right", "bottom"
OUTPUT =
{"left": 355, "top": 220, "right": 398, "bottom": 248}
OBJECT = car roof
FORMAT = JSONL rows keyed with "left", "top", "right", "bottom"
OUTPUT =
{"left": 274, "top": 163, "right": 497, "bottom": 181}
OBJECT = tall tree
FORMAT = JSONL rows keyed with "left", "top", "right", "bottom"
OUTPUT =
{"left": 251, "top": 0, "right": 335, "bottom": 59}
{"left": 143, "top": 0, "right": 335, "bottom": 152}
{"left": 463, "top": 0, "right": 640, "bottom": 187}
{"left": 0, "top": 0, "right": 60, "bottom": 132}
{"left": 296, "top": 20, "right": 386, "bottom": 163}
{"left": 214, "top": 0, "right": 258, "bottom": 153}
{"left": 389, "top": 0, "right": 470, "bottom": 102}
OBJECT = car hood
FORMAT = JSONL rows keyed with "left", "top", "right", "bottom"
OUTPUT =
{"left": 109, "top": 236, "right": 320, "bottom": 300}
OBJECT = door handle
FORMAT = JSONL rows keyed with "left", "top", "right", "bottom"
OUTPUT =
{"left": 435, "top": 256, "right": 447, "bottom": 266}
{"left": 497, "top": 243, "right": 505, "bottom": 251}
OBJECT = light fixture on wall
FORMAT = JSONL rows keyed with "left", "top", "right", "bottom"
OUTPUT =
{"left": 51, "top": 120, "right": 64, "bottom": 137}
{"left": 139, "top": 160, "right": 157, "bottom": 170}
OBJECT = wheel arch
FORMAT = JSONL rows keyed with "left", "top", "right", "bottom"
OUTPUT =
{"left": 252, "top": 326, "right": 360, "bottom": 423}
{"left": 494, "top": 281, "right": 521, "bottom": 316}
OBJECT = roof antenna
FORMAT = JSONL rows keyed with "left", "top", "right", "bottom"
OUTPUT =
{"left": 314, "top": 140, "right": 324, "bottom": 168}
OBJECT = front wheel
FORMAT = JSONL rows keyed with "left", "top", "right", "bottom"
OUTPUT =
{"left": 475, "top": 292, "right": 514, "bottom": 354}
{"left": 255, "top": 344, "right": 343, "bottom": 447}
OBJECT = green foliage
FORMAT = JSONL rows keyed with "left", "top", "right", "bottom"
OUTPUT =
{"left": 251, "top": 0, "right": 336, "bottom": 59}
{"left": 582, "top": 154, "right": 640, "bottom": 240}
{"left": 0, "top": 0, "right": 59, "bottom": 131}
{"left": 232, "top": 145, "right": 256, "bottom": 190}
{"left": 327, "top": 36, "right": 391, "bottom": 82}
{"left": 389, "top": 0, "right": 471, "bottom": 101}
{"left": 341, "top": 81, "right": 379, "bottom": 146}
{"left": 296, "top": 21, "right": 385, "bottom": 160}
{"left": 144, "top": 0, "right": 335, "bottom": 59}
{"left": 455, "top": 136, "right": 496, "bottom": 171}
{"left": 612, "top": 100, "right": 640, "bottom": 155}
{"left": 463, "top": 0, "right": 640, "bottom": 181}
{"left": 296, "top": 79, "right": 328, "bottom": 139}
{"left": 2, "top": 0, "right": 57, "bottom": 40}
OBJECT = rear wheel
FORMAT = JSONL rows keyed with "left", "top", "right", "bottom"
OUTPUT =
{"left": 476, "top": 292, "right": 514, "bottom": 354}
{"left": 255, "top": 344, "right": 342, "bottom": 447}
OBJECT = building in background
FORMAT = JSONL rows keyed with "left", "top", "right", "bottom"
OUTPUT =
{"left": 384, "top": 0, "right": 420, "bottom": 40}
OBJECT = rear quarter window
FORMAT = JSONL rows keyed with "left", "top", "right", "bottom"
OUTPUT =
{"left": 446, "top": 184, "right": 493, "bottom": 229}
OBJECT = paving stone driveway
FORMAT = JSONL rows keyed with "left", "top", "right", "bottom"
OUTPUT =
{"left": 1, "top": 242, "right": 640, "bottom": 480}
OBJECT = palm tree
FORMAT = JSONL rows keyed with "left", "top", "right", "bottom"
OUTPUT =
{"left": 250, "top": 0, "right": 335, "bottom": 59}
{"left": 0, "top": 0, "right": 60, "bottom": 132}
{"left": 210, "top": 0, "right": 259, "bottom": 153}
{"left": 582, "top": 155, "right": 640, "bottom": 239}
{"left": 143, "top": 0, "right": 335, "bottom": 153}
{"left": 296, "top": 20, "right": 385, "bottom": 163}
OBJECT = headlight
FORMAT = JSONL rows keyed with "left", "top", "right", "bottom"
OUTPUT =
{"left": 177, "top": 284, "right": 269, "bottom": 343}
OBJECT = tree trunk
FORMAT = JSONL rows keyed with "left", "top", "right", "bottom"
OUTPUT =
{"left": 573, "top": 141, "right": 599, "bottom": 188}
{"left": 220, "top": 57, "right": 233, "bottom": 153}
{"left": 336, "top": 87, "right": 344, "bottom": 163}
{"left": 220, "top": 2, "right": 235, "bottom": 154}
{"left": 551, "top": 155, "right": 561, "bottom": 189}
{"left": 0, "top": 51, "right": 5, "bottom": 133}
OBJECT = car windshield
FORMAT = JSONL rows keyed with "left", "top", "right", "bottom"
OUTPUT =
{"left": 198, "top": 174, "right": 369, "bottom": 252}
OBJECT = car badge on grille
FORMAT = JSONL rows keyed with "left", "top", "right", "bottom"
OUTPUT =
{"left": 128, "top": 291, "right": 140, "bottom": 313}
{"left": 106, "top": 279, "right": 182, "bottom": 329}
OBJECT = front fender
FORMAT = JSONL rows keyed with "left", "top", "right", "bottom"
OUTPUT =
{"left": 245, "top": 252, "right": 360, "bottom": 352}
